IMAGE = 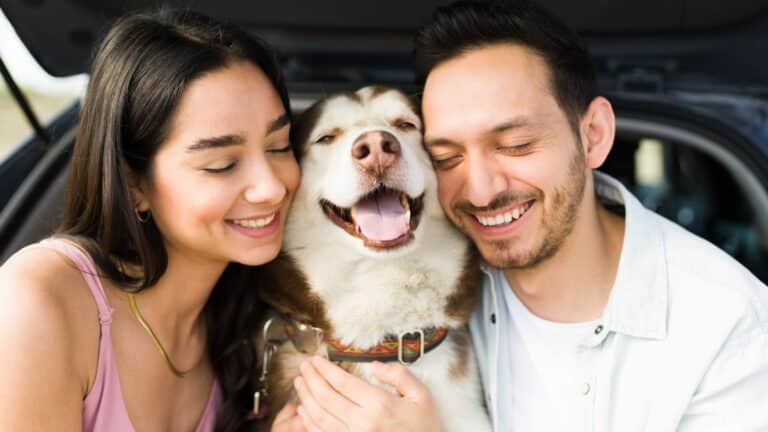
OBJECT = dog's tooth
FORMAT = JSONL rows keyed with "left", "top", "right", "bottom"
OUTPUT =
{"left": 399, "top": 194, "right": 410, "bottom": 211}
{"left": 512, "top": 208, "right": 521, "bottom": 220}
{"left": 351, "top": 206, "right": 357, "bottom": 222}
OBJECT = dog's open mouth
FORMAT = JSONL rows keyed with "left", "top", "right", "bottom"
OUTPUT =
{"left": 320, "top": 187, "right": 424, "bottom": 250}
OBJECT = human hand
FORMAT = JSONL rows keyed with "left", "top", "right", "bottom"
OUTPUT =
{"left": 293, "top": 355, "right": 441, "bottom": 432}
{"left": 270, "top": 402, "right": 307, "bottom": 432}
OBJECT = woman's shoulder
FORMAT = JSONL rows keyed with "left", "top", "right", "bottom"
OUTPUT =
{"left": 0, "top": 239, "right": 100, "bottom": 352}
{"left": 1, "top": 240, "right": 89, "bottom": 304}
{"left": 0, "top": 240, "right": 97, "bottom": 427}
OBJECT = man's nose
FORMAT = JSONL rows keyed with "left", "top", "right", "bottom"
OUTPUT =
{"left": 465, "top": 155, "right": 509, "bottom": 208}
{"left": 351, "top": 130, "right": 401, "bottom": 175}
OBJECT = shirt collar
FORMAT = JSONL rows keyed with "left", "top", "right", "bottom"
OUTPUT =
{"left": 592, "top": 171, "right": 669, "bottom": 341}
{"left": 479, "top": 171, "right": 669, "bottom": 341}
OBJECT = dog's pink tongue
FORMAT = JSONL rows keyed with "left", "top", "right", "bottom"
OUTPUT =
{"left": 353, "top": 192, "right": 409, "bottom": 241}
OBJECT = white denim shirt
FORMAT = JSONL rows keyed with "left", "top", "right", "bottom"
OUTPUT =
{"left": 469, "top": 172, "right": 768, "bottom": 432}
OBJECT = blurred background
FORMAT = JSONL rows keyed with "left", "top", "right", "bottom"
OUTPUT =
{"left": 0, "top": 9, "right": 87, "bottom": 160}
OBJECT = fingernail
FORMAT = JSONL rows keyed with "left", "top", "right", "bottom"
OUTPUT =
{"left": 297, "top": 405, "right": 306, "bottom": 418}
{"left": 294, "top": 376, "right": 304, "bottom": 389}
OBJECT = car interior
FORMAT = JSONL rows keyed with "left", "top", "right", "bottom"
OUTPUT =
{"left": 1, "top": 0, "right": 768, "bottom": 283}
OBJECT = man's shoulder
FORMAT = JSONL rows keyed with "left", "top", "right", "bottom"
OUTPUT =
{"left": 651, "top": 211, "right": 768, "bottom": 334}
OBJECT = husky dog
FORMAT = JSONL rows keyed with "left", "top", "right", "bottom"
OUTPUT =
{"left": 254, "top": 85, "right": 490, "bottom": 432}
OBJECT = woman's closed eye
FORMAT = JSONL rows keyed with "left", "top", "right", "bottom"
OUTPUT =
{"left": 267, "top": 142, "right": 293, "bottom": 153}
{"left": 201, "top": 160, "right": 237, "bottom": 174}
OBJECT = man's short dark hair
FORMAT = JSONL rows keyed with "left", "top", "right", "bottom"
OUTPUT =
{"left": 414, "top": 0, "right": 597, "bottom": 131}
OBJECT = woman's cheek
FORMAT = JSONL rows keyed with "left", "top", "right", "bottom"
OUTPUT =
{"left": 277, "top": 156, "right": 301, "bottom": 201}
{"left": 154, "top": 172, "right": 235, "bottom": 229}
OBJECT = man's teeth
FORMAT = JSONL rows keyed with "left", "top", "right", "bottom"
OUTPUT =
{"left": 231, "top": 213, "right": 276, "bottom": 228}
{"left": 476, "top": 204, "right": 530, "bottom": 227}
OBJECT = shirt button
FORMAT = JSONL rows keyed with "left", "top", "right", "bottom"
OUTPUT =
{"left": 580, "top": 383, "right": 591, "bottom": 395}
{"left": 594, "top": 324, "right": 604, "bottom": 335}
{"left": 490, "top": 313, "right": 496, "bottom": 324}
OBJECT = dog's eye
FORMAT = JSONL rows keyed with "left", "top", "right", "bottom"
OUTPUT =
{"left": 315, "top": 135, "right": 336, "bottom": 144}
{"left": 394, "top": 120, "right": 418, "bottom": 131}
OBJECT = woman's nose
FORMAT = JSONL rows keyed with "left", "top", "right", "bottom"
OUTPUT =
{"left": 243, "top": 162, "right": 288, "bottom": 205}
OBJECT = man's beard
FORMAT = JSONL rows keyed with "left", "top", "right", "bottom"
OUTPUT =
{"left": 453, "top": 144, "right": 587, "bottom": 270}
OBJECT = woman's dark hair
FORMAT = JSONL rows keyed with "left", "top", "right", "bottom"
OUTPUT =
{"left": 58, "top": 9, "right": 290, "bottom": 431}
{"left": 413, "top": 0, "right": 596, "bottom": 132}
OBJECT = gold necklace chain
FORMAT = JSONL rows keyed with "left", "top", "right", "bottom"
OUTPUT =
{"left": 127, "top": 293, "right": 202, "bottom": 378}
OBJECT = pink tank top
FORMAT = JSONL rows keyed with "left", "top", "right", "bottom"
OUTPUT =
{"left": 35, "top": 239, "right": 222, "bottom": 432}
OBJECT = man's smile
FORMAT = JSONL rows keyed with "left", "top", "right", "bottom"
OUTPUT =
{"left": 471, "top": 200, "right": 535, "bottom": 227}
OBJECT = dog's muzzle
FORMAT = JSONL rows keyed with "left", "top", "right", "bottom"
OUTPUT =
{"left": 352, "top": 130, "right": 401, "bottom": 179}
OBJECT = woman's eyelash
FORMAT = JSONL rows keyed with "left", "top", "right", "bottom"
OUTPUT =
{"left": 268, "top": 144, "right": 293, "bottom": 153}
{"left": 202, "top": 161, "right": 237, "bottom": 173}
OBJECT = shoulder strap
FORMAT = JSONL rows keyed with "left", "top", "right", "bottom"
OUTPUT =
{"left": 36, "top": 238, "right": 113, "bottom": 325}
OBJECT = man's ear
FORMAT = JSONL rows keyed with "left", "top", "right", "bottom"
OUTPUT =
{"left": 580, "top": 96, "right": 616, "bottom": 169}
{"left": 126, "top": 166, "right": 150, "bottom": 212}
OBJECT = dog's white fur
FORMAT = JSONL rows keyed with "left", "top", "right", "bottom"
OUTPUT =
{"left": 279, "top": 86, "right": 491, "bottom": 431}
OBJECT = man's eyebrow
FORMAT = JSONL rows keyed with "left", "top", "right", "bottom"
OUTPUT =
{"left": 491, "top": 116, "right": 532, "bottom": 133}
{"left": 187, "top": 134, "right": 246, "bottom": 152}
{"left": 424, "top": 116, "right": 533, "bottom": 148}
{"left": 424, "top": 137, "right": 460, "bottom": 149}
{"left": 266, "top": 113, "right": 290, "bottom": 134}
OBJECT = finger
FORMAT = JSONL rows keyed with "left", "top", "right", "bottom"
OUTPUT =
{"left": 372, "top": 361, "right": 431, "bottom": 403}
{"left": 273, "top": 402, "right": 299, "bottom": 423}
{"left": 294, "top": 376, "right": 348, "bottom": 432}
{"left": 299, "top": 359, "right": 362, "bottom": 421}
{"left": 310, "top": 355, "right": 389, "bottom": 403}
{"left": 296, "top": 405, "right": 323, "bottom": 432}
{"left": 272, "top": 403, "right": 308, "bottom": 432}
{"left": 272, "top": 413, "right": 307, "bottom": 432}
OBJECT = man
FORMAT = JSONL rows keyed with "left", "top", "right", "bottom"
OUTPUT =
{"left": 415, "top": 0, "right": 768, "bottom": 431}
{"left": 292, "top": 1, "right": 768, "bottom": 431}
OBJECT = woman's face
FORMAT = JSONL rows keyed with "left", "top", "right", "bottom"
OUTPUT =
{"left": 136, "top": 61, "right": 299, "bottom": 267}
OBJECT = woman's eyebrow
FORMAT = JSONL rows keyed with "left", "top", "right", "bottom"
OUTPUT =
{"left": 266, "top": 113, "right": 290, "bottom": 135}
{"left": 187, "top": 134, "right": 245, "bottom": 152}
{"left": 186, "top": 113, "right": 289, "bottom": 152}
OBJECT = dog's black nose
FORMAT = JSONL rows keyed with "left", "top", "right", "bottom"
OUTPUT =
{"left": 352, "top": 130, "right": 401, "bottom": 175}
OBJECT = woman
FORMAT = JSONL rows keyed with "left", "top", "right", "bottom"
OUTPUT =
{"left": 0, "top": 9, "right": 304, "bottom": 431}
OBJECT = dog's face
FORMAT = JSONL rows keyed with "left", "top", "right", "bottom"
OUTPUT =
{"left": 288, "top": 86, "right": 439, "bottom": 255}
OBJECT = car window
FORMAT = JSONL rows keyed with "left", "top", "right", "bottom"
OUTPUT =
{"left": 0, "top": 10, "right": 85, "bottom": 160}
{"left": 602, "top": 135, "right": 768, "bottom": 283}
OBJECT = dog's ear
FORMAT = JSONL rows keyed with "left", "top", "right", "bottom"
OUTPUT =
{"left": 403, "top": 90, "right": 423, "bottom": 119}
{"left": 290, "top": 98, "right": 328, "bottom": 162}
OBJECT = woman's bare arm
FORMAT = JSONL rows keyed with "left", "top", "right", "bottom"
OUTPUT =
{"left": 0, "top": 251, "right": 85, "bottom": 431}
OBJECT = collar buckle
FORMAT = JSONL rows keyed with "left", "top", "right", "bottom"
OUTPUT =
{"left": 398, "top": 329, "right": 425, "bottom": 365}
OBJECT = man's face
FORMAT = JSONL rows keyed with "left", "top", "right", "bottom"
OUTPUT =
{"left": 422, "top": 43, "right": 587, "bottom": 269}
